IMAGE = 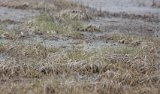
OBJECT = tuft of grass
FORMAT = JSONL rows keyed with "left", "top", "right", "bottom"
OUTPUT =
{"left": 0, "top": 44, "right": 6, "bottom": 53}
{"left": 0, "top": 26, "right": 18, "bottom": 39}
{"left": 113, "top": 46, "right": 140, "bottom": 55}
{"left": 101, "top": 45, "right": 140, "bottom": 55}
{"left": 26, "top": 13, "right": 83, "bottom": 38}
{"left": 27, "top": 13, "right": 62, "bottom": 35}
{"left": 7, "top": 43, "right": 58, "bottom": 60}
{"left": 67, "top": 48, "right": 93, "bottom": 61}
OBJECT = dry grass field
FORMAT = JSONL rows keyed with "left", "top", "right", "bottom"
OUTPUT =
{"left": 0, "top": 0, "right": 160, "bottom": 94}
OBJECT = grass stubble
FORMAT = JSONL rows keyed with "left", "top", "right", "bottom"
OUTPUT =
{"left": 0, "top": 0, "right": 160, "bottom": 94}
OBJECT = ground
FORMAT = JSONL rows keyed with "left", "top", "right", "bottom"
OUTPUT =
{"left": 0, "top": 0, "right": 160, "bottom": 94}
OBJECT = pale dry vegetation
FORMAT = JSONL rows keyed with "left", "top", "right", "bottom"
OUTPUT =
{"left": 0, "top": 34, "right": 160, "bottom": 94}
{"left": 0, "top": 0, "right": 160, "bottom": 94}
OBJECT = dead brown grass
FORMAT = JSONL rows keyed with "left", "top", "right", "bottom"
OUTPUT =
{"left": 0, "top": 0, "right": 160, "bottom": 94}
{"left": 0, "top": 35, "right": 160, "bottom": 94}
